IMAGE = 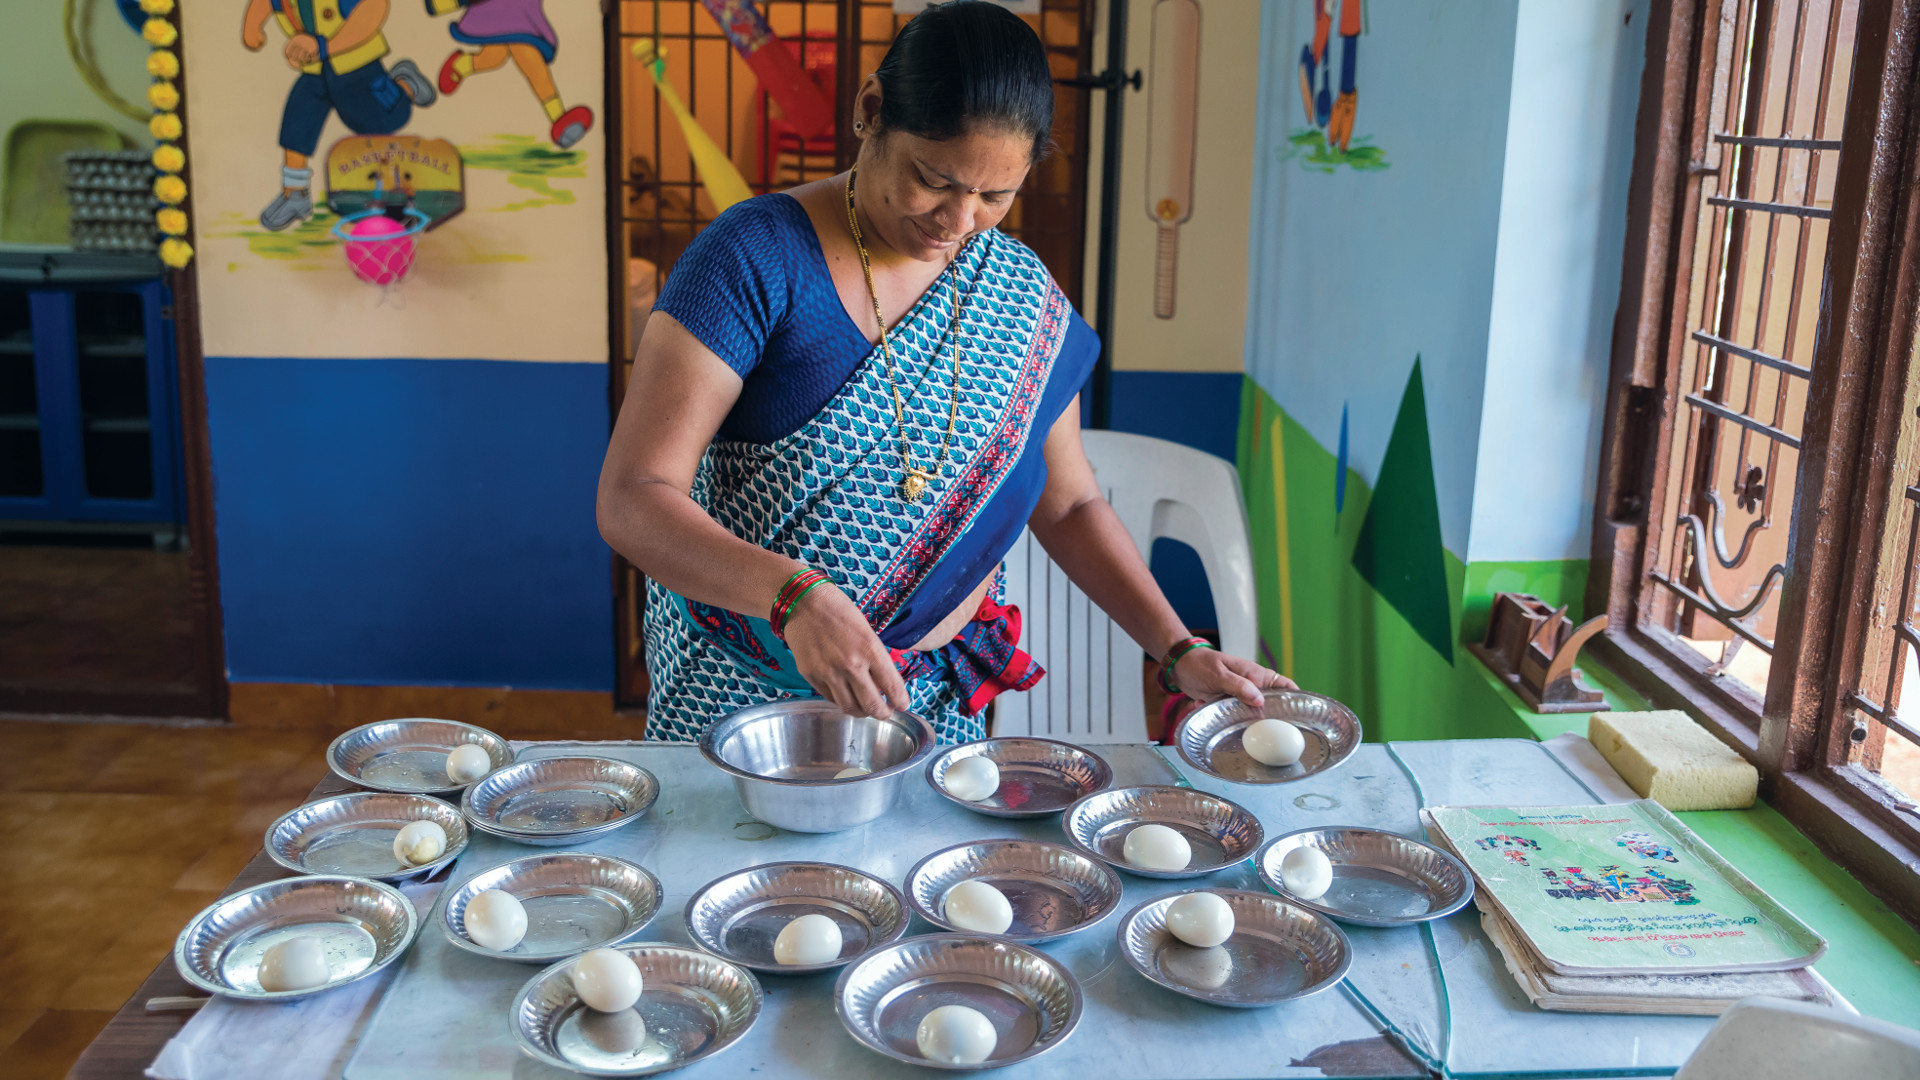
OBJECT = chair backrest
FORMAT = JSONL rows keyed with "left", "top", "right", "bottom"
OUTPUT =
{"left": 995, "top": 431, "right": 1257, "bottom": 743}
{"left": 1673, "top": 996, "right": 1920, "bottom": 1080}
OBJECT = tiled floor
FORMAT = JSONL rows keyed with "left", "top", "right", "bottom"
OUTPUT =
{"left": 0, "top": 718, "right": 328, "bottom": 1080}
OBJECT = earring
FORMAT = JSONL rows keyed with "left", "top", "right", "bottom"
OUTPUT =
{"left": 853, "top": 121, "right": 864, "bottom": 132}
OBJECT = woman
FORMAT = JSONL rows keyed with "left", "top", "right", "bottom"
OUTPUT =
{"left": 598, "top": 0, "right": 1291, "bottom": 742}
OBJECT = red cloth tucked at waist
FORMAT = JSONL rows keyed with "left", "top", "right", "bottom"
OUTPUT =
{"left": 890, "top": 595, "right": 1043, "bottom": 717}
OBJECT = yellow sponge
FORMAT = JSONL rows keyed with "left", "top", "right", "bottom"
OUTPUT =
{"left": 1588, "top": 710, "right": 1759, "bottom": 810}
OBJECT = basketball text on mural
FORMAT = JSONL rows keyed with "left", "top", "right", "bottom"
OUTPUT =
{"left": 326, "top": 135, "right": 466, "bottom": 228}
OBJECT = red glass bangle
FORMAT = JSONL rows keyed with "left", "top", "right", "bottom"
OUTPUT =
{"left": 770, "top": 568, "right": 828, "bottom": 639}
{"left": 1158, "top": 636, "right": 1216, "bottom": 696}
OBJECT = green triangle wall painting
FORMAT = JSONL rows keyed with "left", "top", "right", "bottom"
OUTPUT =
{"left": 1350, "top": 356, "right": 1454, "bottom": 663}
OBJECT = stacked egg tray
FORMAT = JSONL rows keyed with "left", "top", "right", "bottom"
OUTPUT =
{"left": 66, "top": 150, "right": 158, "bottom": 254}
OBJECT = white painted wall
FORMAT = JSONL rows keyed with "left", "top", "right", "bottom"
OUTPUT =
{"left": 1466, "top": 0, "right": 1648, "bottom": 563}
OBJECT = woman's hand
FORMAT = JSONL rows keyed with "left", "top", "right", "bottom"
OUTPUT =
{"left": 782, "top": 584, "right": 911, "bottom": 719}
{"left": 1173, "top": 649, "right": 1295, "bottom": 709}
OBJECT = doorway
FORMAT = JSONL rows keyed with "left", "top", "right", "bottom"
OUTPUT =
{"left": 604, "top": 0, "right": 1099, "bottom": 709}
{"left": 0, "top": 265, "right": 224, "bottom": 717}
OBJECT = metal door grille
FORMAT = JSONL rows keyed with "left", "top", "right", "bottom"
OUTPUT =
{"left": 610, "top": 1, "right": 1096, "bottom": 708}
{"left": 1642, "top": 0, "right": 1859, "bottom": 696}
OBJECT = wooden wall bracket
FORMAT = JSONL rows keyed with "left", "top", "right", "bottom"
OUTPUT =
{"left": 1468, "top": 592, "right": 1611, "bottom": 714}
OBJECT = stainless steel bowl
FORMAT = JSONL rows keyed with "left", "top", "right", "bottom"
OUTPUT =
{"left": 511, "top": 943, "right": 763, "bottom": 1077}
{"left": 265, "top": 792, "right": 468, "bottom": 882}
{"left": 1255, "top": 826, "right": 1474, "bottom": 927}
{"left": 683, "top": 861, "right": 909, "bottom": 974}
{"left": 173, "top": 875, "right": 419, "bottom": 1000}
{"left": 462, "top": 757, "right": 659, "bottom": 846}
{"left": 1115, "top": 888, "right": 1351, "bottom": 1007}
{"left": 834, "top": 934, "right": 1082, "bottom": 1070}
{"left": 904, "top": 839, "right": 1122, "bottom": 943}
{"left": 1176, "top": 690, "right": 1362, "bottom": 784}
{"left": 442, "top": 853, "right": 663, "bottom": 963}
{"left": 326, "top": 718, "right": 512, "bottom": 795}
{"left": 699, "top": 698, "right": 936, "bottom": 833}
{"left": 1061, "top": 785, "right": 1265, "bottom": 878}
{"left": 924, "top": 739, "right": 1113, "bottom": 818}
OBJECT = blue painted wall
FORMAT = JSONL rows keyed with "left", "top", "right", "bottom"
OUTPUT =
{"left": 206, "top": 357, "right": 613, "bottom": 690}
{"left": 1107, "top": 370, "right": 1246, "bottom": 633}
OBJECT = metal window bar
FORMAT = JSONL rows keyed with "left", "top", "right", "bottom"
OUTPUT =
{"left": 1650, "top": 0, "right": 1856, "bottom": 664}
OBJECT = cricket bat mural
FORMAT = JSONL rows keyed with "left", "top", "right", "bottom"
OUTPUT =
{"left": 631, "top": 40, "right": 754, "bottom": 214}
{"left": 698, "top": 0, "right": 834, "bottom": 139}
{"left": 1145, "top": 0, "right": 1200, "bottom": 320}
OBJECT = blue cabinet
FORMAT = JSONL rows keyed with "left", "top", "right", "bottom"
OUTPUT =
{"left": 0, "top": 278, "right": 183, "bottom": 526}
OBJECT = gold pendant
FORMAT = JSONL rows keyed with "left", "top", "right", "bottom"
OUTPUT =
{"left": 900, "top": 470, "right": 931, "bottom": 502}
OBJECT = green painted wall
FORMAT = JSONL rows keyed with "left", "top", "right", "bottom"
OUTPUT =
{"left": 1237, "top": 378, "right": 1600, "bottom": 743}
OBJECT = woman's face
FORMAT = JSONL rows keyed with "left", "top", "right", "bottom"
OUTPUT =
{"left": 854, "top": 92, "right": 1035, "bottom": 262}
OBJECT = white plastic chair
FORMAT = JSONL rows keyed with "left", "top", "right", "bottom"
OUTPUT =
{"left": 1674, "top": 996, "right": 1920, "bottom": 1080}
{"left": 994, "top": 431, "right": 1257, "bottom": 743}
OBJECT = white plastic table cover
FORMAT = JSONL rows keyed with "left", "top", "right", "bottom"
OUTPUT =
{"left": 308, "top": 738, "right": 1762, "bottom": 1079}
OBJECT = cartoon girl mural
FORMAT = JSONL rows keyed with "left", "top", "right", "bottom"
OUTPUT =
{"left": 241, "top": 0, "right": 437, "bottom": 231}
{"left": 427, "top": 0, "right": 593, "bottom": 149}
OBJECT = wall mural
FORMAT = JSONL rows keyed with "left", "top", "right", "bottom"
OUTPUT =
{"left": 1288, "top": 0, "right": 1386, "bottom": 173}
{"left": 428, "top": 0, "right": 592, "bottom": 149}
{"left": 182, "top": 0, "right": 604, "bottom": 361}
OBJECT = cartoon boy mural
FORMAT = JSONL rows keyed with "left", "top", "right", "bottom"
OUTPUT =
{"left": 1297, "top": 0, "right": 1360, "bottom": 150}
{"left": 428, "top": 0, "right": 593, "bottom": 150}
{"left": 242, "top": 0, "right": 437, "bottom": 231}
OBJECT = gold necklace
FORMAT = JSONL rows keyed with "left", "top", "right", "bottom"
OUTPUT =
{"left": 844, "top": 167, "right": 965, "bottom": 503}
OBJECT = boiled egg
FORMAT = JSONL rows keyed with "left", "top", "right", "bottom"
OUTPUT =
{"left": 445, "top": 744, "right": 492, "bottom": 784}
{"left": 1241, "top": 718, "right": 1306, "bottom": 767}
{"left": 834, "top": 766, "right": 871, "bottom": 779}
{"left": 772, "top": 912, "right": 843, "bottom": 965}
{"left": 942, "top": 879, "right": 1014, "bottom": 934}
{"left": 943, "top": 756, "right": 1000, "bottom": 802}
{"left": 391, "top": 820, "right": 446, "bottom": 866}
{"left": 916, "top": 1004, "right": 997, "bottom": 1065}
{"left": 1123, "top": 823, "right": 1192, "bottom": 871}
{"left": 1280, "top": 845, "right": 1334, "bottom": 900}
{"left": 572, "top": 948, "right": 643, "bottom": 1013}
{"left": 465, "top": 888, "right": 528, "bottom": 951}
{"left": 257, "top": 935, "right": 329, "bottom": 992}
{"left": 577, "top": 1007, "right": 649, "bottom": 1055}
{"left": 1165, "top": 891, "right": 1235, "bottom": 947}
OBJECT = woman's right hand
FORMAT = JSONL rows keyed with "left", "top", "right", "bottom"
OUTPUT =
{"left": 782, "top": 583, "right": 910, "bottom": 719}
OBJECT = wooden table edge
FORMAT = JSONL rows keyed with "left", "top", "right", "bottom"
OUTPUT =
{"left": 70, "top": 773, "right": 359, "bottom": 1080}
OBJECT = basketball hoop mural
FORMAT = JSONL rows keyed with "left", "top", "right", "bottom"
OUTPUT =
{"left": 323, "top": 136, "right": 462, "bottom": 302}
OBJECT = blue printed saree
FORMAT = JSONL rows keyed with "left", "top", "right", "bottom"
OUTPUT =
{"left": 643, "top": 227, "right": 1090, "bottom": 742}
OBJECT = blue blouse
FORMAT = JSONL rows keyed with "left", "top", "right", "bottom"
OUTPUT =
{"left": 654, "top": 192, "right": 1099, "bottom": 445}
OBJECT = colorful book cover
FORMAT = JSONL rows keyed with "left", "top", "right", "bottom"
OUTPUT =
{"left": 1425, "top": 801, "right": 1825, "bottom": 975}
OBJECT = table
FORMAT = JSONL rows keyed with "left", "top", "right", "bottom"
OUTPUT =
{"left": 76, "top": 739, "right": 1741, "bottom": 1079}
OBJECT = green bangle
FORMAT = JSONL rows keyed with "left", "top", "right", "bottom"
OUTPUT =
{"left": 1158, "top": 636, "right": 1216, "bottom": 695}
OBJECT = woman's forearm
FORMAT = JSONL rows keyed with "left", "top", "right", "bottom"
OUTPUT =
{"left": 597, "top": 478, "right": 801, "bottom": 619}
{"left": 1031, "top": 495, "right": 1189, "bottom": 661}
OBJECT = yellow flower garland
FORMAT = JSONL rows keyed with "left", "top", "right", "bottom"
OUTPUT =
{"left": 142, "top": 6, "right": 191, "bottom": 266}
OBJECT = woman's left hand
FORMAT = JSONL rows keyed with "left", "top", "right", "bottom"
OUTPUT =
{"left": 1172, "top": 649, "right": 1296, "bottom": 709}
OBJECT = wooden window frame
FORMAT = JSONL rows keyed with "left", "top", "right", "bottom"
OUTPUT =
{"left": 1589, "top": 0, "right": 1920, "bottom": 924}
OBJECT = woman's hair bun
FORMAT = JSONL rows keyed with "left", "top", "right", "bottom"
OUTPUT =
{"left": 873, "top": 1, "right": 1055, "bottom": 162}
